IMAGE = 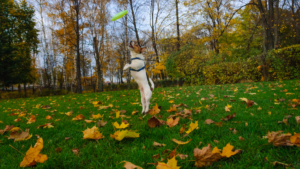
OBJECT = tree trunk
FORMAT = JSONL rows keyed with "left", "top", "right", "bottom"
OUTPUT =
{"left": 75, "top": 0, "right": 82, "bottom": 94}
{"left": 93, "top": 37, "right": 103, "bottom": 92}
{"left": 18, "top": 84, "right": 21, "bottom": 93}
{"left": 125, "top": 13, "right": 131, "bottom": 88}
{"left": 175, "top": 0, "right": 180, "bottom": 51}
{"left": 274, "top": 0, "right": 279, "bottom": 48}
{"left": 129, "top": 0, "right": 140, "bottom": 45}
{"left": 24, "top": 83, "right": 27, "bottom": 97}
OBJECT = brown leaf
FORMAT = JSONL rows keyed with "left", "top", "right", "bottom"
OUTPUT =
{"left": 8, "top": 128, "right": 32, "bottom": 142}
{"left": 232, "top": 129, "right": 238, "bottom": 134}
{"left": 193, "top": 144, "right": 222, "bottom": 167}
{"left": 267, "top": 131, "right": 293, "bottom": 146}
{"left": 178, "top": 154, "right": 188, "bottom": 160}
{"left": 204, "top": 119, "right": 215, "bottom": 125}
{"left": 214, "top": 140, "right": 219, "bottom": 144}
{"left": 179, "top": 124, "right": 186, "bottom": 134}
{"left": 122, "top": 161, "right": 143, "bottom": 169}
{"left": 183, "top": 109, "right": 192, "bottom": 116}
{"left": 166, "top": 117, "right": 180, "bottom": 127}
{"left": 282, "top": 118, "right": 288, "bottom": 125}
{"left": 55, "top": 147, "right": 62, "bottom": 153}
{"left": 221, "top": 113, "right": 236, "bottom": 121}
{"left": 147, "top": 116, "right": 164, "bottom": 128}
{"left": 152, "top": 153, "right": 160, "bottom": 159}
{"left": 215, "top": 122, "right": 223, "bottom": 127}
{"left": 295, "top": 116, "right": 300, "bottom": 124}
{"left": 153, "top": 142, "right": 166, "bottom": 147}
{"left": 246, "top": 100, "right": 254, "bottom": 107}
{"left": 72, "top": 148, "right": 79, "bottom": 155}
{"left": 168, "top": 148, "right": 176, "bottom": 159}
{"left": 97, "top": 120, "right": 107, "bottom": 127}
{"left": 167, "top": 106, "right": 177, "bottom": 113}
{"left": 0, "top": 125, "right": 14, "bottom": 135}
{"left": 239, "top": 136, "right": 245, "bottom": 141}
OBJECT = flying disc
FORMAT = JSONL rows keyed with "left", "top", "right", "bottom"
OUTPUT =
{"left": 111, "top": 10, "right": 128, "bottom": 21}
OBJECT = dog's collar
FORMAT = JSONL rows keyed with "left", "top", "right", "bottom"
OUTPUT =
{"left": 130, "top": 66, "right": 145, "bottom": 72}
{"left": 129, "top": 57, "right": 144, "bottom": 64}
{"left": 130, "top": 57, "right": 143, "bottom": 61}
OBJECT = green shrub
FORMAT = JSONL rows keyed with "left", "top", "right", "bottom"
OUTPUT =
{"left": 266, "top": 44, "right": 300, "bottom": 80}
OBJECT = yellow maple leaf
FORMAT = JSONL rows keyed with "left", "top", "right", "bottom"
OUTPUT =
{"left": 82, "top": 126, "right": 104, "bottom": 140}
{"left": 27, "top": 115, "right": 36, "bottom": 124}
{"left": 20, "top": 138, "right": 48, "bottom": 167}
{"left": 65, "top": 111, "right": 73, "bottom": 116}
{"left": 72, "top": 114, "right": 85, "bottom": 121}
{"left": 116, "top": 111, "right": 120, "bottom": 118}
{"left": 169, "top": 100, "right": 174, "bottom": 104}
{"left": 92, "top": 114, "right": 104, "bottom": 119}
{"left": 113, "top": 122, "right": 129, "bottom": 129}
{"left": 148, "top": 104, "right": 160, "bottom": 115}
{"left": 185, "top": 121, "right": 199, "bottom": 134}
{"left": 290, "top": 133, "right": 300, "bottom": 147}
{"left": 157, "top": 156, "right": 180, "bottom": 169}
{"left": 220, "top": 143, "right": 241, "bottom": 158}
{"left": 110, "top": 130, "right": 139, "bottom": 141}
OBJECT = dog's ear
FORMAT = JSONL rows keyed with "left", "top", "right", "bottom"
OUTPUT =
{"left": 141, "top": 47, "right": 146, "bottom": 53}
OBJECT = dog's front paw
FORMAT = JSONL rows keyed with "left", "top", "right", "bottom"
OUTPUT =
{"left": 123, "top": 64, "right": 130, "bottom": 70}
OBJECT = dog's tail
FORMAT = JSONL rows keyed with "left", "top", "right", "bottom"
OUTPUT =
{"left": 149, "top": 78, "right": 155, "bottom": 91}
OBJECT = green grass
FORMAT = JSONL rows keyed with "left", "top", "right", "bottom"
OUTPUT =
{"left": 1, "top": 80, "right": 300, "bottom": 169}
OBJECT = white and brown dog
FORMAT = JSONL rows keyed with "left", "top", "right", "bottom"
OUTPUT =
{"left": 123, "top": 41, "right": 154, "bottom": 114}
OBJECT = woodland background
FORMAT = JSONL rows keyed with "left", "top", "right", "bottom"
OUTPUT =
{"left": 0, "top": 0, "right": 299, "bottom": 98}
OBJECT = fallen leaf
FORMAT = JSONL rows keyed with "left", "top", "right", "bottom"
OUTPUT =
{"left": 92, "top": 114, "right": 104, "bottom": 119}
{"left": 295, "top": 116, "right": 300, "bottom": 124}
{"left": 166, "top": 117, "right": 180, "bottom": 127}
{"left": 110, "top": 130, "right": 139, "bottom": 141}
{"left": 215, "top": 122, "right": 223, "bottom": 127}
{"left": 185, "top": 121, "right": 198, "bottom": 134}
{"left": 72, "top": 148, "right": 79, "bottom": 155}
{"left": 82, "top": 126, "right": 104, "bottom": 140}
{"left": 220, "top": 143, "right": 241, "bottom": 157}
{"left": 46, "top": 115, "right": 52, "bottom": 120}
{"left": 167, "top": 148, "right": 177, "bottom": 159}
{"left": 166, "top": 106, "right": 177, "bottom": 113}
{"left": 290, "top": 133, "right": 300, "bottom": 147}
{"left": 0, "top": 125, "right": 14, "bottom": 135}
{"left": 172, "top": 138, "right": 192, "bottom": 145}
{"left": 193, "top": 144, "right": 222, "bottom": 167}
{"left": 113, "top": 122, "right": 129, "bottom": 129}
{"left": 147, "top": 116, "right": 164, "bottom": 128}
{"left": 239, "top": 136, "right": 245, "bottom": 141}
{"left": 72, "top": 114, "right": 85, "bottom": 121}
{"left": 27, "top": 115, "right": 36, "bottom": 124}
{"left": 14, "top": 118, "right": 21, "bottom": 122}
{"left": 179, "top": 124, "right": 186, "bottom": 134}
{"left": 204, "top": 119, "right": 214, "bottom": 125}
{"left": 169, "top": 100, "right": 174, "bottom": 104}
{"left": 157, "top": 156, "right": 180, "bottom": 169}
{"left": 178, "top": 154, "right": 188, "bottom": 160}
{"left": 148, "top": 104, "right": 161, "bottom": 115}
{"left": 152, "top": 154, "right": 160, "bottom": 159}
{"left": 55, "top": 147, "right": 62, "bottom": 153}
{"left": 8, "top": 128, "right": 32, "bottom": 142}
{"left": 122, "top": 161, "right": 143, "bottom": 169}
{"left": 37, "top": 123, "right": 54, "bottom": 129}
{"left": 84, "top": 120, "right": 96, "bottom": 123}
{"left": 221, "top": 113, "right": 236, "bottom": 121}
{"left": 65, "top": 111, "right": 73, "bottom": 116}
{"left": 267, "top": 131, "right": 293, "bottom": 146}
{"left": 19, "top": 138, "right": 48, "bottom": 167}
{"left": 153, "top": 142, "right": 166, "bottom": 147}
{"left": 245, "top": 122, "right": 248, "bottom": 126}
{"left": 132, "top": 110, "right": 138, "bottom": 115}
{"left": 97, "top": 120, "right": 107, "bottom": 127}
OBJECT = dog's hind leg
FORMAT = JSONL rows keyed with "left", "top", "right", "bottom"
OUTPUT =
{"left": 144, "top": 90, "right": 152, "bottom": 114}
{"left": 139, "top": 85, "right": 146, "bottom": 114}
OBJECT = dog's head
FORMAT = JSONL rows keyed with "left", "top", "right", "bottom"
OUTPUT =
{"left": 128, "top": 41, "right": 146, "bottom": 54}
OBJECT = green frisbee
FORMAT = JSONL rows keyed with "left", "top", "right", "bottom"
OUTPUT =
{"left": 111, "top": 10, "right": 128, "bottom": 21}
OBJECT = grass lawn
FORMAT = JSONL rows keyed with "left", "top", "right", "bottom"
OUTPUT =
{"left": 1, "top": 80, "right": 300, "bottom": 168}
